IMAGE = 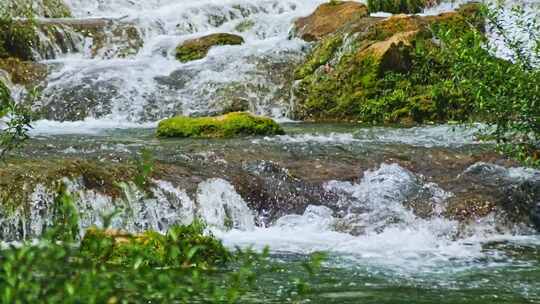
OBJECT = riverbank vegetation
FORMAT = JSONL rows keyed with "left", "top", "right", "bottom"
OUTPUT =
{"left": 0, "top": 185, "right": 325, "bottom": 303}
{"left": 294, "top": 1, "right": 539, "bottom": 165}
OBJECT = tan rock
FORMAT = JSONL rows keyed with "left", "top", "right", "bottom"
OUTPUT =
{"left": 357, "top": 30, "right": 420, "bottom": 74}
{"left": 294, "top": 1, "right": 368, "bottom": 42}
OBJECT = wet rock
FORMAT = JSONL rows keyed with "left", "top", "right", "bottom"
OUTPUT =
{"left": 455, "top": 162, "right": 540, "bottom": 230}
{"left": 293, "top": 1, "right": 368, "bottom": 42}
{"left": 157, "top": 112, "right": 285, "bottom": 138}
{"left": 176, "top": 33, "right": 245, "bottom": 63}
{"left": 233, "top": 161, "right": 339, "bottom": 224}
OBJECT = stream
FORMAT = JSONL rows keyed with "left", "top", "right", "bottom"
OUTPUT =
{"left": 1, "top": 0, "right": 540, "bottom": 302}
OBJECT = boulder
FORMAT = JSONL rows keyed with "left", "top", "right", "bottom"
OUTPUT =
{"left": 292, "top": 3, "right": 484, "bottom": 123}
{"left": 293, "top": 1, "right": 368, "bottom": 42}
{"left": 176, "top": 33, "right": 244, "bottom": 63}
{"left": 156, "top": 112, "right": 285, "bottom": 138}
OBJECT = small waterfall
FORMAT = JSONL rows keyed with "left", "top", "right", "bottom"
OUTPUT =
{"left": 196, "top": 178, "right": 255, "bottom": 231}
{"left": 26, "top": 0, "right": 330, "bottom": 124}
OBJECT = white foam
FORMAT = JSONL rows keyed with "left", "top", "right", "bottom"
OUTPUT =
{"left": 260, "top": 124, "right": 486, "bottom": 147}
{"left": 29, "top": 118, "right": 156, "bottom": 136}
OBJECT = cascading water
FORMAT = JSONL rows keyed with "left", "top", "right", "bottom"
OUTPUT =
{"left": 2, "top": 0, "right": 540, "bottom": 302}
{"left": 31, "top": 0, "right": 332, "bottom": 125}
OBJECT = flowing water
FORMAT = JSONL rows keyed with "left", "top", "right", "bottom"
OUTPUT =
{"left": 2, "top": 0, "right": 540, "bottom": 303}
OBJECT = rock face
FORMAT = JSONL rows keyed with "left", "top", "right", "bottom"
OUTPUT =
{"left": 292, "top": 3, "right": 483, "bottom": 123}
{"left": 156, "top": 112, "right": 285, "bottom": 138}
{"left": 176, "top": 33, "right": 245, "bottom": 63}
{"left": 293, "top": 1, "right": 368, "bottom": 42}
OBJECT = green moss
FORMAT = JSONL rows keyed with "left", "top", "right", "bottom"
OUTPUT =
{"left": 176, "top": 33, "right": 244, "bottom": 63}
{"left": 1, "top": 0, "right": 71, "bottom": 18}
{"left": 157, "top": 112, "right": 285, "bottom": 138}
{"left": 235, "top": 19, "right": 255, "bottom": 32}
{"left": 293, "top": 4, "right": 484, "bottom": 124}
{"left": 0, "top": 159, "right": 139, "bottom": 210}
{"left": 294, "top": 34, "right": 343, "bottom": 80}
{"left": 0, "top": 18, "right": 38, "bottom": 61}
{"left": 80, "top": 221, "right": 231, "bottom": 268}
{"left": 367, "top": 0, "right": 431, "bottom": 14}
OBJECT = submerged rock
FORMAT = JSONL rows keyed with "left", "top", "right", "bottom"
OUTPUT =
{"left": 293, "top": 1, "right": 368, "bottom": 42}
{"left": 176, "top": 33, "right": 245, "bottom": 63}
{"left": 157, "top": 112, "right": 284, "bottom": 138}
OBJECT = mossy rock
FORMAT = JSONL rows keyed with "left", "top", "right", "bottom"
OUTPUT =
{"left": 0, "top": 158, "right": 139, "bottom": 210}
{"left": 157, "top": 112, "right": 285, "bottom": 138}
{"left": 176, "top": 33, "right": 244, "bottom": 63}
{"left": 80, "top": 221, "right": 231, "bottom": 268}
{"left": 292, "top": 3, "right": 484, "bottom": 124}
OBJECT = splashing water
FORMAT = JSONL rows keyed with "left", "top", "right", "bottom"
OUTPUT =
{"left": 30, "top": 0, "right": 336, "bottom": 125}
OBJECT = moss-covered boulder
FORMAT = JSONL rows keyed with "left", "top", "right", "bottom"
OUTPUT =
{"left": 367, "top": 0, "right": 438, "bottom": 14}
{"left": 157, "top": 112, "right": 285, "bottom": 138}
{"left": 293, "top": 3, "right": 484, "bottom": 123}
{"left": 176, "top": 33, "right": 244, "bottom": 62}
{"left": 293, "top": 1, "right": 368, "bottom": 42}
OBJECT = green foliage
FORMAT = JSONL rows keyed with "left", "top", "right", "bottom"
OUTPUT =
{"left": 157, "top": 112, "right": 285, "bottom": 138}
{"left": 0, "top": 86, "right": 33, "bottom": 160}
{"left": 367, "top": 0, "right": 429, "bottom": 14}
{"left": 437, "top": 3, "right": 540, "bottom": 164}
{"left": 0, "top": 199, "right": 325, "bottom": 303}
{"left": 176, "top": 33, "right": 244, "bottom": 62}
{"left": 80, "top": 220, "right": 231, "bottom": 268}
{"left": 133, "top": 148, "right": 155, "bottom": 189}
{"left": 1, "top": 0, "right": 71, "bottom": 19}
{"left": 293, "top": 5, "right": 484, "bottom": 123}
{"left": 48, "top": 184, "right": 80, "bottom": 242}
{"left": 0, "top": 8, "right": 37, "bottom": 61}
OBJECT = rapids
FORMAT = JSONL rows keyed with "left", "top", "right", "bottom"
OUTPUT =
{"left": 1, "top": 0, "right": 540, "bottom": 302}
